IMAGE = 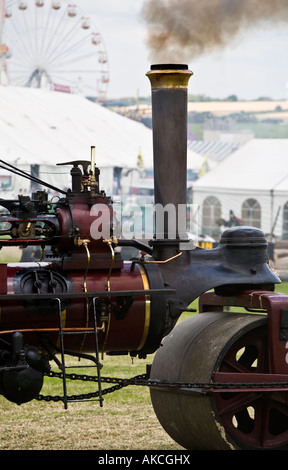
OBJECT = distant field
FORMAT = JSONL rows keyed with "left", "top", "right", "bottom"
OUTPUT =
{"left": 124, "top": 100, "right": 288, "bottom": 140}
{"left": 187, "top": 100, "right": 288, "bottom": 115}
{"left": 125, "top": 100, "right": 288, "bottom": 117}
{"left": 188, "top": 119, "right": 288, "bottom": 140}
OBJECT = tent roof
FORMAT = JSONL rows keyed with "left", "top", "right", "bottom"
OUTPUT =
{"left": 193, "top": 139, "right": 288, "bottom": 192}
{"left": 0, "top": 85, "right": 203, "bottom": 171}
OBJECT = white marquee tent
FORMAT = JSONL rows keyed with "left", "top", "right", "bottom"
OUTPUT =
{"left": 0, "top": 86, "right": 204, "bottom": 198}
{"left": 192, "top": 139, "right": 288, "bottom": 239}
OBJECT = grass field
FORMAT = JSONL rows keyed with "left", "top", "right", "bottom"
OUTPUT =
{"left": 0, "top": 355, "right": 181, "bottom": 450}
{"left": 0, "top": 282, "right": 287, "bottom": 450}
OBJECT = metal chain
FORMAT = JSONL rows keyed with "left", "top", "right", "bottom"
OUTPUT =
{"left": 36, "top": 369, "right": 288, "bottom": 403}
{"left": 36, "top": 370, "right": 149, "bottom": 402}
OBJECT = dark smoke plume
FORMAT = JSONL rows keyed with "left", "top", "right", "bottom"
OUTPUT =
{"left": 141, "top": 0, "right": 288, "bottom": 62}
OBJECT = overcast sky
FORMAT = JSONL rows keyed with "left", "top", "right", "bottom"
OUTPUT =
{"left": 79, "top": 0, "right": 288, "bottom": 101}
{"left": 3, "top": 0, "right": 287, "bottom": 101}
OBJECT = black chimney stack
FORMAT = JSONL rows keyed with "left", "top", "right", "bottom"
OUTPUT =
{"left": 146, "top": 64, "right": 193, "bottom": 260}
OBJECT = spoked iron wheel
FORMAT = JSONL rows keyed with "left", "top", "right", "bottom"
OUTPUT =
{"left": 150, "top": 311, "right": 288, "bottom": 450}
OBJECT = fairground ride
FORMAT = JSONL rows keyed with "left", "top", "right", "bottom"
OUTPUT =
{"left": 0, "top": 0, "right": 109, "bottom": 101}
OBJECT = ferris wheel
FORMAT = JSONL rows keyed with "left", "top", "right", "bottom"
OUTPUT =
{"left": 0, "top": 1, "right": 109, "bottom": 100}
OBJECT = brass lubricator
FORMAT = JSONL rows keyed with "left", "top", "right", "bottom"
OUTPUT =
{"left": 56, "top": 145, "right": 99, "bottom": 193}
{"left": 89, "top": 145, "right": 97, "bottom": 192}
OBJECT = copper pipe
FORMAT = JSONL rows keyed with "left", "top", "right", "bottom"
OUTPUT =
{"left": 0, "top": 323, "right": 106, "bottom": 335}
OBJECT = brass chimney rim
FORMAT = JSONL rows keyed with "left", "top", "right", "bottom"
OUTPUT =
{"left": 146, "top": 63, "right": 193, "bottom": 89}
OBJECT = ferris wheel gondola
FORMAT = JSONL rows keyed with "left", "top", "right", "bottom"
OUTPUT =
{"left": 51, "top": 1, "right": 61, "bottom": 9}
{"left": 18, "top": 2, "right": 27, "bottom": 10}
{"left": 0, "top": 0, "right": 110, "bottom": 100}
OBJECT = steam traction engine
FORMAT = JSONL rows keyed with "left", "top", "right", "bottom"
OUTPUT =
{"left": 0, "top": 65, "right": 288, "bottom": 450}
